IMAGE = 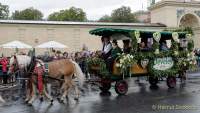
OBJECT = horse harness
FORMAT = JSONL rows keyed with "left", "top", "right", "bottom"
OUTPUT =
{"left": 11, "top": 55, "right": 45, "bottom": 78}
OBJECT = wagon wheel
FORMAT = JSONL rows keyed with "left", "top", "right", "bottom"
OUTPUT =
{"left": 149, "top": 76, "right": 158, "bottom": 86}
{"left": 167, "top": 76, "right": 176, "bottom": 88}
{"left": 115, "top": 80, "right": 128, "bottom": 95}
{"left": 99, "top": 78, "right": 111, "bottom": 92}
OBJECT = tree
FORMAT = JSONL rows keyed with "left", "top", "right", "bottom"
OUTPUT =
{"left": 48, "top": 7, "right": 87, "bottom": 21}
{"left": 98, "top": 15, "right": 111, "bottom": 22}
{"left": 12, "top": 7, "right": 43, "bottom": 20}
{"left": 111, "top": 6, "right": 137, "bottom": 23}
{"left": 0, "top": 3, "right": 9, "bottom": 19}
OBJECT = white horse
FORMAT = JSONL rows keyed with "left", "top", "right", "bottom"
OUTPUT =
{"left": 8, "top": 55, "right": 85, "bottom": 105}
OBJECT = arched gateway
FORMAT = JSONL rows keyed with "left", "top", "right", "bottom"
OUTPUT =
{"left": 149, "top": 0, "right": 200, "bottom": 48}
{"left": 179, "top": 13, "right": 200, "bottom": 28}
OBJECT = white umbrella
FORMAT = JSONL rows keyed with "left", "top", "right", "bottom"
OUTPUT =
{"left": 1, "top": 40, "right": 32, "bottom": 48}
{"left": 36, "top": 41, "right": 68, "bottom": 48}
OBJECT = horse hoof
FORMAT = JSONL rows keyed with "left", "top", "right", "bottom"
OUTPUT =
{"left": 40, "top": 97, "right": 44, "bottom": 102}
{"left": 66, "top": 96, "right": 69, "bottom": 100}
{"left": 74, "top": 98, "right": 79, "bottom": 101}
{"left": 59, "top": 99, "right": 64, "bottom": 104}
{"left": 50, "top": 100, "right": 54, "bottom": 105}
{"left": 25, "top": 100, "right": 29, "bottom": 103}
{"left": 27, "top": 103, "right": 32, "bottom": 106}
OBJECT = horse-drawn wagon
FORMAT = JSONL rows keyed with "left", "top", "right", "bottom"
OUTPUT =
{"left": 87, "top": 28, "right": 196, "bottom": 95}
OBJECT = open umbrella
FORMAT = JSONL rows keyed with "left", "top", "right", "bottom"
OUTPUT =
{"left": 36, "top": 41, "right": 68, "bottom": 48}
{"left": 1, "top": 40, "right": 32, "bottom": 48}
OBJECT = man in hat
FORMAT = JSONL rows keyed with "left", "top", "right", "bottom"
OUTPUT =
{"left": 101, "top": 36, "right": 112, "bottom": 60}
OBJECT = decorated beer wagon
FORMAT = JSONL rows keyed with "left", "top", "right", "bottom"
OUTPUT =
{"left": 87, "top": 28, "right": 196, "bottom": 95}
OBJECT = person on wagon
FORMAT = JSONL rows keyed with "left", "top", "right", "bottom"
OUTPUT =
{"left": 107, "top": 40, "right": 122, "bottom": 73}
{"left": 101, "top": 36, "right": 112, "bottom": 60}
{"left": 123, "top": 40, "right": 131, "bottom": 54}
{"left": 160, "top": 41, "right": 169, "bottom": 51}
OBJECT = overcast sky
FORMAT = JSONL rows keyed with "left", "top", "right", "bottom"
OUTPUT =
{"left": 0, "top": 0, "right": 162, "bottom": 20}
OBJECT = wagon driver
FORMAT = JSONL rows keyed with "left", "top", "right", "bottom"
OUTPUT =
{"left": 101, "top": 35, "right": 112, "bottom": 60}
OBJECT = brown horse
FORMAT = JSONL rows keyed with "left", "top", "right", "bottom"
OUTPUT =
{"left": 8, "top": 55, "right": 85, "bottom": 105}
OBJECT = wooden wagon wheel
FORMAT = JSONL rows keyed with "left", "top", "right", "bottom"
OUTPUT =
{"left": 99, "top": 78, "right": 111, "bottom": 92}
{"left": 115, "top": 80, "right": 128, "bottom": 95}
{"left": 167, "top": 76, "right": 176, "bottom": 88}
{"left": 149, "top": 76, "right": 158, "bottom": 86}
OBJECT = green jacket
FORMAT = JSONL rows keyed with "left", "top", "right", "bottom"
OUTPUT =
{"left": 111, "top": 47, "right": 122, "bottom": 59}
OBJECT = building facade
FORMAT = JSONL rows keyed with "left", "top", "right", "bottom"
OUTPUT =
{"left": 149, "top": 0, "right": 200, "bottom": 48}
{"left": 134, "top": 11, "right": 151, "bottom": 23}
{"left": 0, "top": 20, "right": 165, "bottom": 56}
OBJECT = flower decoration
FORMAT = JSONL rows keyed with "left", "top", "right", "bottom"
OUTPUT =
{"left": 134, "top": 31, "right": 141, "bottom": 43}
{"left": 117, "top": 53, "right": 136, "bottom": 73}
{"left": 135, "top": 31, "right": 140, "bottom": 39}
{"left": 154, "top": 49, "right": 159, "bottom": 54}
{"left": 172, "top": 32, "right": 179, "bottom": 42}
{"left": 174, "top": 51, "right": 179, "bottom": 56}
{"left": 153, "top": 32, "right": 161, "bottom": 42}
{"left": 186, "top": 34, "right": 192, "bottom": 41}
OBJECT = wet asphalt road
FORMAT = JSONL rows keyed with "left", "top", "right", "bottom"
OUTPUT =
{"left": 1, "top": 72, "right": 200, "bottom": 113}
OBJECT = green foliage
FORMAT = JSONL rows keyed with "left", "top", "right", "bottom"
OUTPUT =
{"left": 98, "top": 15, "right": 111, "bottom": 22}
{"left": 188, "top": 40, "right": 194, "bottom": 52}
{"left": 12, "top": 7, "right": 43, "bottom": 20}
{"left": 48, "top": 7, "right": 87, "bottom": 21}
{"left": 171, "top": 40, "right": 179, "bottom": 50}
{"left": 152, "top": 41, "right": 159, "bottom": 51}
{"left": 98, "top": 6, "right": 137, "bottom": 23}
{"left": 0, "top": 3, "right": 9, "bottom": 19}
{"left": 129, "top": 31, "right": 138, "bottom": 52}
{"left": 132, "top": 30, "right": 195, "bottom": 77}
{"left": 111, "top": 6, "right": 137, "bottom": 23}
{"left": 86, "top": 57, "right": 109, "bottom": 77}
{"left": 148, "top": 59, "right": 179, "bottom": 77}
{"left": 164, "top": 27, "right": 194, "bottom": 35}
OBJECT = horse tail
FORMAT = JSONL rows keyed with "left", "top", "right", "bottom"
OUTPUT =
{"left": 71, "top": 61, "right": 85, "bottom": 86}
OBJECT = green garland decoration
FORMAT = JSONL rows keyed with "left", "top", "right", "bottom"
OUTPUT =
{"left": 87, "top": 29, "right": 194, "bottom": 78}
{"left": 188, "top": 40, "right": 194, "bottom": 52}
{"left": 129, "top": 31, "right": 138, "bottom": 52}
{"left": 148, "top": 59, "right": 179, "bottom": 77}
{"left": 136, "top": 31, "right": 193, "bottom": 77}
{"left": 86, "top": 57, "right": 109, "bottom": 77}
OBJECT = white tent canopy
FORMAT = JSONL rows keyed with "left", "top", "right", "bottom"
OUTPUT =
{"left": 36, "top": 41, "right": 68, "bottom": 48}
{"left": 1, "top": 40, "right": 32, "bottom": 48}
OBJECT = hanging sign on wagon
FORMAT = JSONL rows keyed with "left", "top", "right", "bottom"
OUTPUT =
{"left": 153, "top": 57, "right": 174, "bottom": 70}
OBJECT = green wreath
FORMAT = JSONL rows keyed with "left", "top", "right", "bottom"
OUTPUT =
{"left": 147, "top": 55, "right": 179, "bottom": 77}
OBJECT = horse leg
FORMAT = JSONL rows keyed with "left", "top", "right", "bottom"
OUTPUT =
{"left": 60, "top": 82, "right": 70, "bottom": 103}
{"left": 28, "top": 82, "right": 37, "bottom": 105}
{"left": 43, "top": 84, "right": 53, "bottom": 104}
{"left": 58, "top": 82, "right": 65, "bottom": 101}
{"left": 25, "top": 80, "right": 32, "bottom": 103}
{"left": 72, "top": 80, "right": 80, "bottom": 101}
